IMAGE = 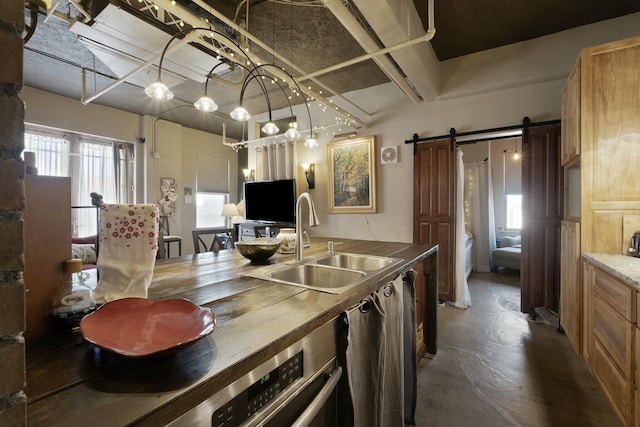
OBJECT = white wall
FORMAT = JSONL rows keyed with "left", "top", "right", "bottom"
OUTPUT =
{"left": 22, "top": 86, "right": 237, "bottom": 255}
{"left": 250, "top": 79, "right": 561, "bottom": 243}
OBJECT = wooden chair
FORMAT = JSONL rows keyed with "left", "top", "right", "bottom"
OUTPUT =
{"left": 192, "top": 228, "right": 234, "bottom": 254}
{"left": 160, "top": 215, "right": 182, "bottom": 257}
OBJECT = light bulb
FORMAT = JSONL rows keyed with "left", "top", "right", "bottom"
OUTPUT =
{"left": 261, "top": 121, "right": 279, "bottom": 135}
{"left": 194, "top": 95, "right": 218, "bottom": 112}
{"left": 513, "top": 152, "right": 520, "bottom": 160}
{"left": 230, "top": 106, "right": 251, "bottom": 121}
{"left": 284, "top": 126, "right": 301, "bottom": 141}
{"left": 144, "top": 80, "right": 173, "bottom": 100}
{"left": 304, "top": 136, "right": 318, "bottom": 148}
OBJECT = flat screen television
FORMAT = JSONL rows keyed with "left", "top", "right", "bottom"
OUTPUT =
{"left": 244, "top": 179, "right": 296, "bottom": 224}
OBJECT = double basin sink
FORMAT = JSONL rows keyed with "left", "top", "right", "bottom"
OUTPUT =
{"left": 242, "top": 252, "right": 403, "bottom": 294}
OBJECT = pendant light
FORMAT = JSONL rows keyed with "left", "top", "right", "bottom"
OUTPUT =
{"left": 285, "top": 122, "right": 301, "bottom": 141}
{"left": 261, "top": 121, "right": 279, "bottom": 136}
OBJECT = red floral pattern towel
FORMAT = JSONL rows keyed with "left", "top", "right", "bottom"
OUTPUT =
{"left": 95, "top": 204, "right": 159, "bottom": 303}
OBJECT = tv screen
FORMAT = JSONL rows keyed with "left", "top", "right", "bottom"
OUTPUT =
{"left": 244, "top": 179, "right": 296, "bottom": 224}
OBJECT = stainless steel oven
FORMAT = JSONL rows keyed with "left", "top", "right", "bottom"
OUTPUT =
{"left": 168, "top": 318, "right": 340, "bottom": 427}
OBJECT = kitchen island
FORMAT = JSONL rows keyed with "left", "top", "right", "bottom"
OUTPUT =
{"left": 26, "top": 237, "right": 437, "bottom": 426}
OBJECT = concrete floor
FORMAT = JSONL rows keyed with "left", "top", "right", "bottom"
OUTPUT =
{"left": 413, "top": 271, "right": 622, "bottom": 427}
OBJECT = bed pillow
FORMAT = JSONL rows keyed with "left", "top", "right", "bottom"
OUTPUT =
{"left": 500, "top": 235, "right": 521, "bottom": 248}
{"left": 72, "top": 244, "right": 97, "bottom": 265}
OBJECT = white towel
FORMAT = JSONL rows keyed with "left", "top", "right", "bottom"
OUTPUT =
{"left": 95, "top": 204, "right": 159, "bottom": 303}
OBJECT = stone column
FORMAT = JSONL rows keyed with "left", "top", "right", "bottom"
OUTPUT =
{"left": 0, "top": 1, "right": 27, "bottom": 426}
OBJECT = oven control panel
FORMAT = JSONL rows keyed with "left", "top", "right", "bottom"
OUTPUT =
{"left": 212, "top": 351, "right": 303, "bottom": 427}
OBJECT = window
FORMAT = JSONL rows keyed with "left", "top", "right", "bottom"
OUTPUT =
{"left": 24, "top": 126, "right": 135, "bottom": 237}
{"left": 506, "top": 194, "right": 522, "bottom": 230}
{"left": 196, "top": 192, "right": 229, "bottom": 228}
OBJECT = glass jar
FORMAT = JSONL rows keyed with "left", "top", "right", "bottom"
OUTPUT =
{"left": 52, "top": 259, "right": 96, "bottom": 332}
{"left": 276, "top": 228, "right": 296, "bottom": 253}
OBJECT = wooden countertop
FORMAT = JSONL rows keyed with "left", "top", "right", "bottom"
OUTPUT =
{"left": 26, "top": 237, "right": 436, "bottom": 426}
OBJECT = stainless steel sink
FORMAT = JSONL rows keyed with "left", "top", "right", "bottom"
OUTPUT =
{"left": 268, "top": 264, "right": 366, "bottom": 288}
{"left": 313, "top": 253, "right": 396, "bottom": 271}
{"left": 240, "top": 252, "right": 403, "bottom": 294}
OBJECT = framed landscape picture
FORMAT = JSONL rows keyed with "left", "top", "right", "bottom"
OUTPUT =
{"left": 327, "top": 136, "right": 376, "bottom": 214}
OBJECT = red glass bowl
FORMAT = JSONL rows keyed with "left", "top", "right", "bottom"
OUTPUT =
{"left": 80, "top": 298, "right": 216, "bottom": 357}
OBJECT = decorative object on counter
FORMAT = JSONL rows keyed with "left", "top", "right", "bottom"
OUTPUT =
{"left": 90, "top": 191, "right": 103, "bottom": 207}
{"left": 95, "top": 204, "right": 159, "bottom": 303}
{"left": 52, "top": 259, "right": 96, "bottom": 332}
{"left": 629, "top": 231, "right": 640, "bottom": 257}
{"left": 276, "top": 228, "right": 310, "bottom": 254}
{"left": 277, "top": 228, "right": 296, "bottom": 253}
{"left": 327, "top": 136, "right": 377, "bottom": 214}
{"left": 80, "top": 298, "right": 216, "bottom": 357}
{"left": 301, "top": 163, "right": 315, "bottom": 189}
{"left": 235, "top": 237, "right": 282, "bottom": 263}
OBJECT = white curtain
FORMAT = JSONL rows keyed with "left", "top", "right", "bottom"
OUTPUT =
{"left": 464, "top": 160, "right": 497, "bottom": 272}
{"left": 255, "top": 141, "right": 296, "bottom": 181}
{"left": 454, "top": 149, "right": 472, "bottom": 308}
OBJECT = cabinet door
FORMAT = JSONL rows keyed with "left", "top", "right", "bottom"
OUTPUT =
{"left": 583, "top": 261, "right": 594, "bottom": 363}
{"left": 560, "top": 220, "right": 581, "bottom": 354}
{"left": 561, "top": 57, "right": 580, "bottom": 165}
{"left": 581, "top": 35, "right": 640, "bottom": 254}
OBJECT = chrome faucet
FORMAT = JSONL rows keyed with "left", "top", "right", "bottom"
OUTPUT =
{"left": 295, "top": 192, "right": 319, "bottom": 261}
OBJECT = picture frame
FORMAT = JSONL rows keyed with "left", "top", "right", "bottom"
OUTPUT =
{"left": 327, "top": 136, "right": 376, "bottom": 214}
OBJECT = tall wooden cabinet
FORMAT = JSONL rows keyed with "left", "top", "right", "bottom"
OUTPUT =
{"left": 560, "top": 34, "right": 640, "bottom": 427}
{"left": 24, "top": 175, "right": 71, "bottom": 340}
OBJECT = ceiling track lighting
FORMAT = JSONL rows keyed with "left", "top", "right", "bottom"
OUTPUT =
{"left": 145, "top": 26, "right": 319, "bottom": 148}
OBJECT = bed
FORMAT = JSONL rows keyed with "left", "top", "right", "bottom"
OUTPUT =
{"left": 464, "top": 231, "right": 474, "bottom": 279}
{"left": 492, "top": 235, "right": 521, "bottom": 271}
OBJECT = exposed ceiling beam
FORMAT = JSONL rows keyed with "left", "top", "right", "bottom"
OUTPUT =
{"left": 322, "top": 0, "right": 422, "bottom": 103}
{"left": 352, "top": 0, "right": 440, "bottom": 100}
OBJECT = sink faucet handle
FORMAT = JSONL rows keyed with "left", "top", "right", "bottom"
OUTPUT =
{"left": 328, "top": 241, "right": 343, "bottom": 253}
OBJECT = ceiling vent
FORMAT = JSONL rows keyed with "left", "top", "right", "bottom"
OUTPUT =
{"left": 69, "top": 3, "right": 230, "bottom": 90}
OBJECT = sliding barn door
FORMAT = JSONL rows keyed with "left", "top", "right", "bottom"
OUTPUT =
{"left": 521, "top": 124, "right": 562, "bottom": 315}
{"left": 413, "top": 139, "right": 455, "bottom": 302}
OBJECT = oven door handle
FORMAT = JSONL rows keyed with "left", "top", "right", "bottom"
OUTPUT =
{"left": 290, "top": 365, "right": 342, "bottom": 427}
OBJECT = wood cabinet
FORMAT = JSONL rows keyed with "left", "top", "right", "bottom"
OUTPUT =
{"left": 24, "top": 175, "right": 71, "bottom": 340}
{"left": 563, "top": 35, "right": 640, "bottom": 426}
{"left": 581, "top": 36, "right": 640, "bottom": 255}
{"left": 560, "top": 57, "right": 580, "bottom": 166}
{"left": 583, "top": 259, "right": 637, "bottom": 426}
{"left": 560, "top": 220, "right": 580, "bottom": 354}
{"left": 561, "top": 34, "right": 640, "bottom": 358}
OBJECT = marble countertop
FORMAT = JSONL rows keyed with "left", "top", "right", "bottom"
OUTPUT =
{"left": 582, "top": 252, "right": 640, "bottom": 289}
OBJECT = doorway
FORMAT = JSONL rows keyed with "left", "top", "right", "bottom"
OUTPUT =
{"left": 412, "top": 121, "right": 561, "bottom": 315}
{"left": 460, "top": 137, "right": 523, "bottom": 292}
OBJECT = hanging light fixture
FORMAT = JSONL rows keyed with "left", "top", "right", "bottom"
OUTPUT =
{"left": 304, "top": 134, "right": 318, "bottom": 148}
{"left": 285, "top": 122, "right": 301, "bottom": 141}
{"left": 194, "top": 62, "right": 226, "bottom": 112}
{"left": 230, "top": 106, "right": 251, "bottom": 121}
{"left": 261, "top": 121, "right": 279, "bottom": 136}
{"left": 144, "top": 28, "right": 200, "bottom": 101}
{"left": 146, "top": 26, "right": 253, "bottom": 104}
{"left": 513, "top": 139, "right": 520, "bottom": 160}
